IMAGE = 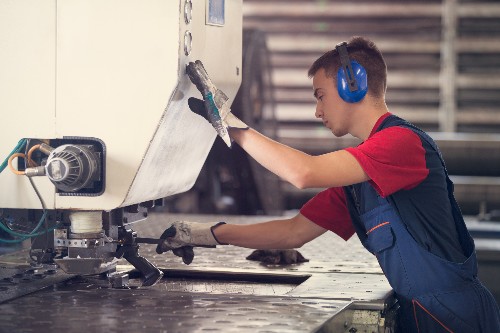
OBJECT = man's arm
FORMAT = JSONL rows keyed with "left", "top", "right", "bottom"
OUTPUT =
{"left": 213, "top": 213, "right": 327, "bottom": 249}
{"left": 156, "top": 214, "right": 327, "bottom": 264}
{"left": 230, "top": 128, "right": 369, "bottom": 189}
{"left": 186, "top": 61, "right": 368, "bottom": 189}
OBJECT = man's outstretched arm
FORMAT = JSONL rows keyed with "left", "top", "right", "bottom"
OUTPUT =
{"left": 214, "top": 213, "right": 327, "bottom": 250}
{"left": 156, "top": 214, "right": 327, "bottom": 264}
{"left": 186, "top": 60, "right": 368, "bottom": 189}
{"left": 229, "top": 127, "right": 369, "bottom": 189}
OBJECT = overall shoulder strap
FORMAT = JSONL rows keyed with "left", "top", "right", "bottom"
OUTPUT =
{"left": 383, "top": 115, "right": 475, "bottom": 257}
{"left": 343, "top": 185, "right": 369, "bottom": 244}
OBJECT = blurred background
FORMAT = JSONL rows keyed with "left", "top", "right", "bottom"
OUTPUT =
{"left": 165, "top": 0, "right": 500, "bottom": 222}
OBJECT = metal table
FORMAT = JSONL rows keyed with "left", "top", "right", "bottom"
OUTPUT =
{"left": 0, "top": 212, "right": 393, "bottom": 333}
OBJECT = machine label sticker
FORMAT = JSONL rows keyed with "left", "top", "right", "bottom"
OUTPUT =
{"left": 207, "top": 0, "right": 224, "bottom": 26}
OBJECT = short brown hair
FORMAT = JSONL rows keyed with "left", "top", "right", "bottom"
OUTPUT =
{"left": 308, "top": 36, "right": 387, "bottom": 99}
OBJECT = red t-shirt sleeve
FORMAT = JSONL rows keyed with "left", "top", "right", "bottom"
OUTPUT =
{"left": 345, "top": 126, "right": 429, "bottom": 197}
{"left": 299, "top": 187, "right": 355, "bottom": 241}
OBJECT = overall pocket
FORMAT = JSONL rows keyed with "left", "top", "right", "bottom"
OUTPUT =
{"left": 360, "top": 205, "right": 412, "bottom": 296}
{"left": 412, "top": 291, "right": 476, "bottom": 333}
{"left": 365, "top": 221, "right": 394, "bottom": 253}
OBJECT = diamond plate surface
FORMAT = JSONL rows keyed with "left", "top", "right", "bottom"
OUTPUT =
{"left": 136, "top": 212, "right": 383, "bottom": 275}
{"left": 0, "top": 276, "right": 350, "bottom": 333}
{"left": 0, "top": 212, "right": 392, "bottom": 333}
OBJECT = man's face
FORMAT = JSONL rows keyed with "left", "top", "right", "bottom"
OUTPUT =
{"left": 312, "top": 68, "right": 349, "bottom": 137}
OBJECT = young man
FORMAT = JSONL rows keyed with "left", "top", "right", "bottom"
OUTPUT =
{"left": 158, "top": 36, "right": 500, "bottom": 332}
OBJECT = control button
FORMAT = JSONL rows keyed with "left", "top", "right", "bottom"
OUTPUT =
{"left": 184, "top": 0, "right": 192, "bottom": 24}
{"left": 184, "top": 31, "right": 192, "bottom": 56}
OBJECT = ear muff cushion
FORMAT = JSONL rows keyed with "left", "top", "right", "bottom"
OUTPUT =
{"left": 337, "top": 60, "right": 368, "bottom": 103}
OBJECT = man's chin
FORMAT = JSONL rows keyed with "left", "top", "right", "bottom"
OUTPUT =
{"left": 331, "top": 129, "right": 347, "bottom": 137}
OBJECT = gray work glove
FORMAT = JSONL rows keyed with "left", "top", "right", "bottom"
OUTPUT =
{"left": 246, "top": 249, "right": 309, "bottom": 265}
{"left": 186, "top": 60, "right": 248, "bottom": 148}
{"left": 156, "top": 221, "right": 226, "bottom": 265}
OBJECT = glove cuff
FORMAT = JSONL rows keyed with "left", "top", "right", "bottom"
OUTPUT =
{"left": 210, "top": 222, "right": 228, "bottom": 245}
{"left": 188, "top": 221, "right": 226, "bottom": 246}
{"left": 225, "top": 113, "right": 249, "bottom": 130}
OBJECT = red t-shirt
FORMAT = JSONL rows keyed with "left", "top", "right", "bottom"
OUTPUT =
{"left": 300, "top": 113, "right": 429, "bottom": 240}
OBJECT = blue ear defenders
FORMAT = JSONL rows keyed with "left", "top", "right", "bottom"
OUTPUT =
{"left": 335, "top": 42, "right": 368, "bottom": 103}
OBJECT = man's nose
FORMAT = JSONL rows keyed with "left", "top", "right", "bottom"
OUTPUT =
{"left": 315, "top": 106, "right": 323, "bottom": 119}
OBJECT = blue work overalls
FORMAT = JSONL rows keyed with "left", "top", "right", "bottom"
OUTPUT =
{"left": 344, "top": 116, "right": 500, "bottom": 332}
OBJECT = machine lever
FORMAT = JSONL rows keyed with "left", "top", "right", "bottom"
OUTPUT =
{"left": 121, "top": 251, "right": 163, "bottom": 287}
{"left": 135, "top": 237, "right": 216, "bottom": 248}
{"left": 115, "top": 229, "right": 164, "bottom": 287}
{"left": 134, "top": 237, "right": 163, "bottom": 244}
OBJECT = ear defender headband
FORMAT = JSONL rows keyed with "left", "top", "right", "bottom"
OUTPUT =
{"left": 335, "top": 41, "right": 368, "bottom": 103}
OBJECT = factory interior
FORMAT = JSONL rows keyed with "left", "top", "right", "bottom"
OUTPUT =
{"left": 1, "top": 0, "right": 499, "bottom": 332}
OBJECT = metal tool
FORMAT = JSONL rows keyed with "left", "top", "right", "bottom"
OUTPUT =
{"left": 114, "top": 229, "right": 163, "bottom": 287}
{"left": 134, "top": 237, "right": 216, "bottom": 248}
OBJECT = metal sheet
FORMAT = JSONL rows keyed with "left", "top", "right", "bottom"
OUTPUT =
{"left": 135, "top": 212, "right": 383, "bottom": 275}
{"left": 0, "top": 281, "right": 351, "bottom": 333}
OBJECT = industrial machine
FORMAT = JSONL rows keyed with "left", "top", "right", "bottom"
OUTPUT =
{"left": 0, "top": 0, "right": 242, "bottom": 285}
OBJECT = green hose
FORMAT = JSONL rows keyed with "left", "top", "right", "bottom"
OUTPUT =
{"left": 0, "top": 212, "right": 60, "bottom": 243}
{"left": 0, "top": 138, "right": 27, "bottom": 174}
{"left": 0, "top": 139, "right": 54, "bottom": 243}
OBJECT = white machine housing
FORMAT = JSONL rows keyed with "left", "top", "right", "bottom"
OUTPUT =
{"left": 0, "top": 0, "right": 242, "bottom": 211}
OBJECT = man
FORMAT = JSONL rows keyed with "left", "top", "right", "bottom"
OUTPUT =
{"left": 158, "top": 36, "right": 500, "bottom": 332}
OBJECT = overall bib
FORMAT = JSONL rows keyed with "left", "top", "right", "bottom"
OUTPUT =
{"left": 344, "top": 117, "right": 500, "bottom": 332}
